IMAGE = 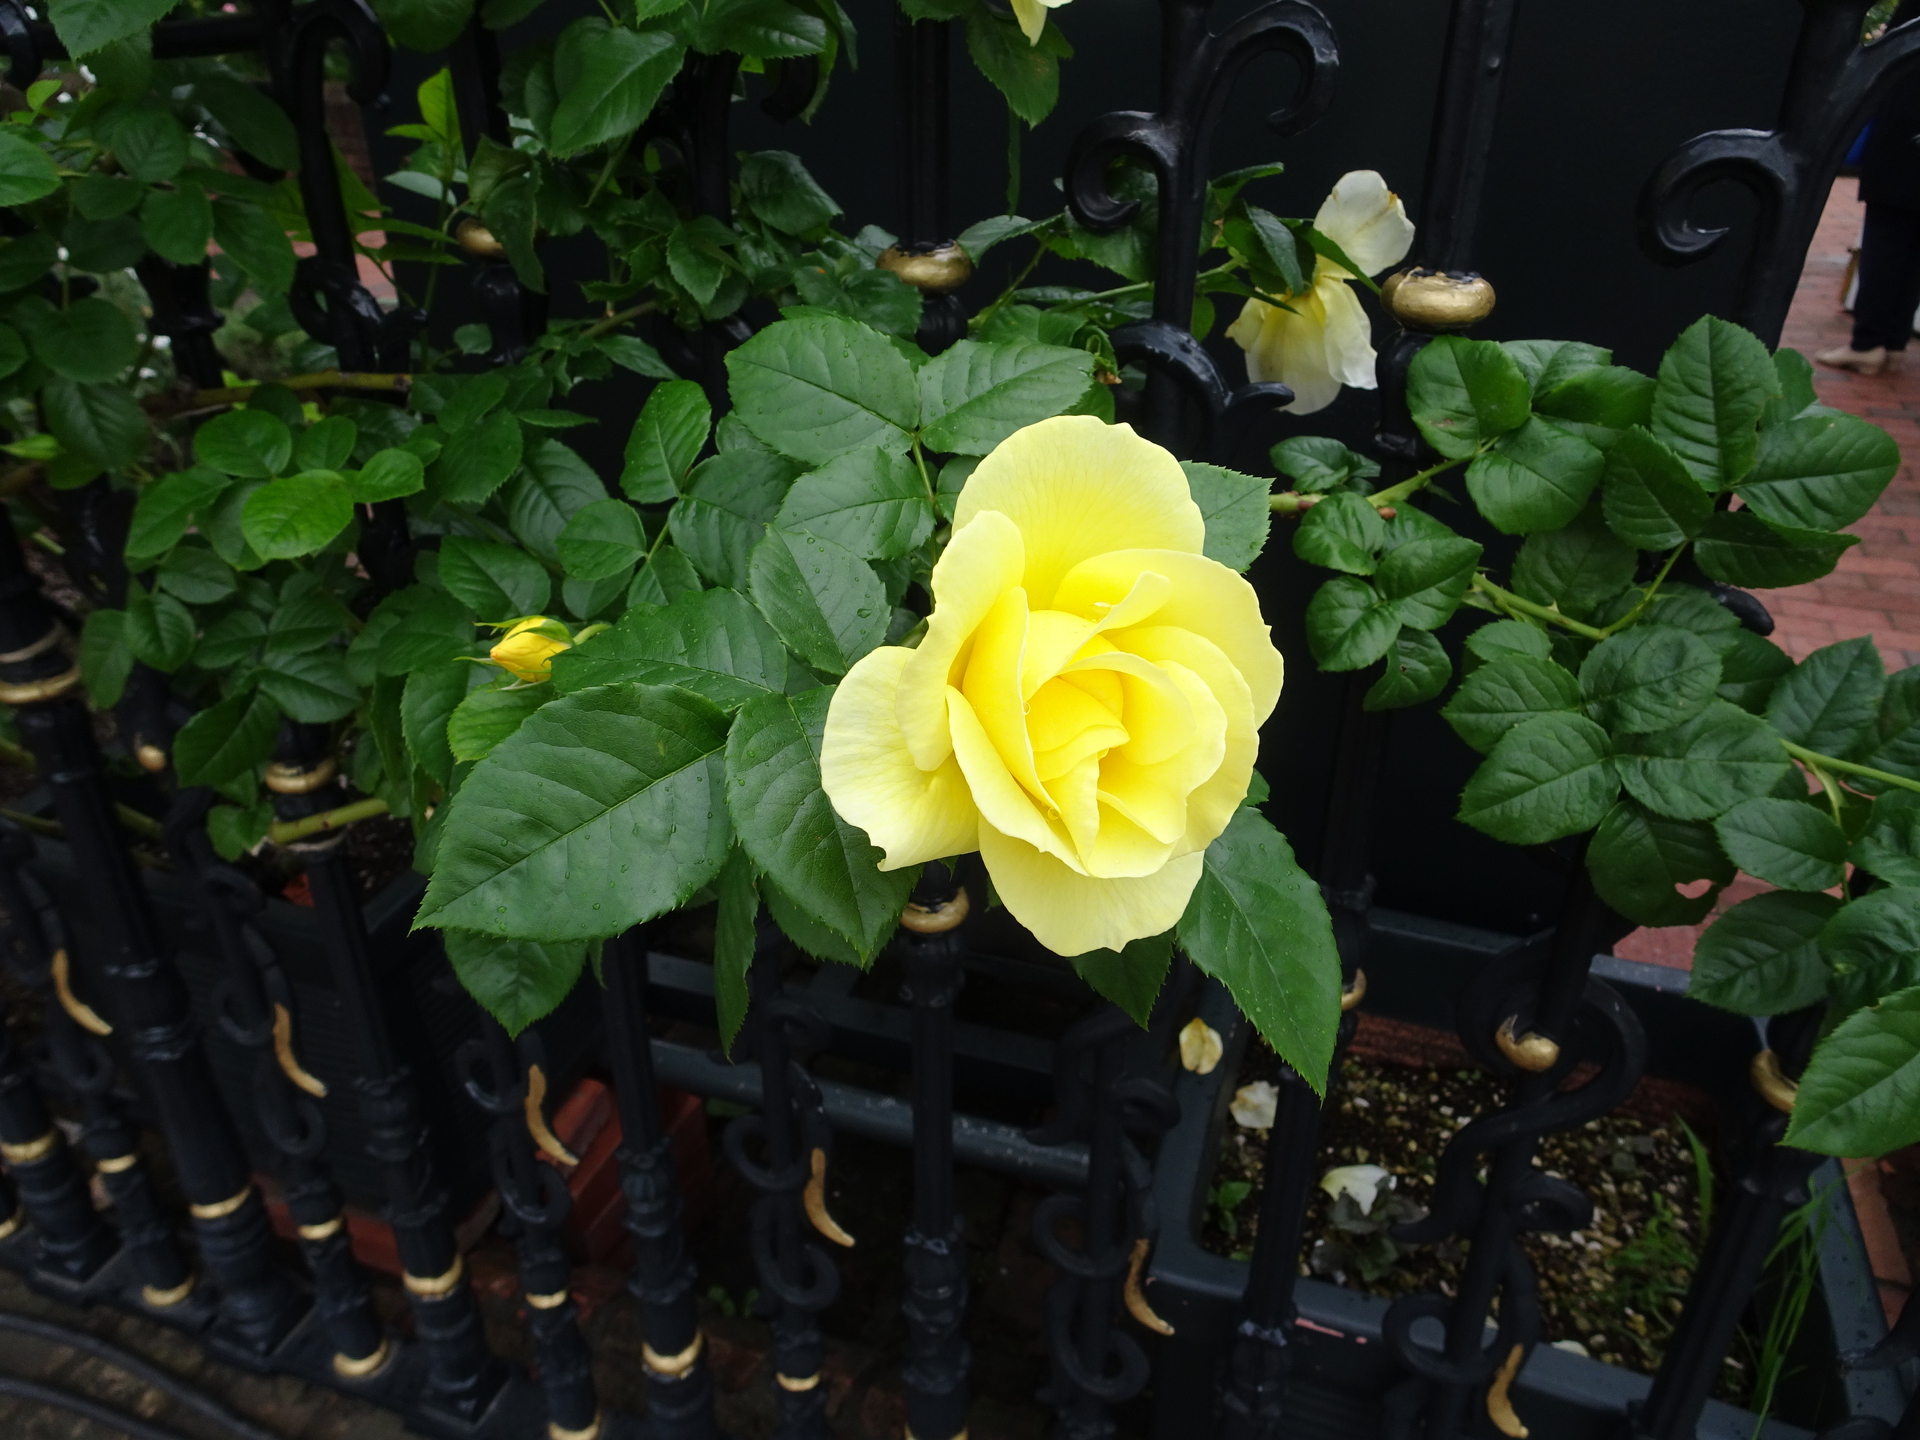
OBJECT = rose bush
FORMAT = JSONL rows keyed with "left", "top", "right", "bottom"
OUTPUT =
{"left": 821, "top": 416, "right": 1282, "bottom": 955}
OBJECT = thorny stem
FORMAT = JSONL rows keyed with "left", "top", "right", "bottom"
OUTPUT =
{"left": 1468, "top": 544, "right": 1692, "bottom": 643}
{"left": 1781, "top": 740, "right": 1920, "bottom": 799}
{"left": 186, "top": 371, "right": 412, "bottom": 409}
{"left": 970, "top": 232, "right": 1052, "bottom": 336}
{"left": 911, "top": 434, "right": 933, "bottom": 501}
{"left": 268, "top": 796, "right": 391, "bottom": 846}
{"left": 1597, "top": 543, "right": 1690, "bottom": 636}
{"left": 581, "top": 301, "right": 658, "bottom": 342}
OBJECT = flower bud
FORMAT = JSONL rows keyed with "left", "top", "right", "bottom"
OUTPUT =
{"left": 490, "top": 617, "right": 570, "bottom": 683}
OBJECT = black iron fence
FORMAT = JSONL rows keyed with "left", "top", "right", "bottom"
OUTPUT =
{"left": 0, "top": 2, "right": 1913, "bottom": 1439}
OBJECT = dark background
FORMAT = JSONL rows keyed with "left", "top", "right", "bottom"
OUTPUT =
{"left": 367, "top": 0, "right": 1813, "bottom": 938}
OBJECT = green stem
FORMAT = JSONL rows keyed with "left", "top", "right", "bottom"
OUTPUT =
{"left": 586, "top": 132, "right": 635, "bottom": 209}
{"left": 1369, "top": 452, "right": 1472, "bottom": 511}
{"left": 1593, "top": 543, "right": 1689, "bottom": 638}
{"left": 1469, "top": 574, "right": 1609, "bottom": 641}
{"left": 1780, "top": 740, "right": 1920, "bottom": 798}
{"left": 269, "top": 796, "right": 390, "bottom": 847}
{"left": 911, "top": 434, "right": 933, "bottom": 502}
{"left": 581, "top": 300, "right": 657, "bottom": 343}
{"left": 970, "top": 235, "right": 1051, "bottom": 335}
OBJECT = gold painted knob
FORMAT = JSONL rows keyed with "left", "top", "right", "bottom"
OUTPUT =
{"left": 1381, "top": 267, "right": 1496, "bottom": 331}
{"left": 456, "top": 218, "right": 507, "bottom": 258}
{"left": 1494, "top": 1015, "right": 1559, "bottom": 1073}
{"left": 1750, "top": 1048, "right": 1797, "bottom": 1114}
{"left": 877, "top": 243, "right": 973, "bottom": 294}
{"left": 135, "top": 742, "right": 168, "bottom": 773}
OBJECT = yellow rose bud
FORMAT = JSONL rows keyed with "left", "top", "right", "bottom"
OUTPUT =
{"left": 490, "top": 617, "right": 570, "bottom": 683}
{"left": 820, "top": 415, "right": 1283, "bottom": 957}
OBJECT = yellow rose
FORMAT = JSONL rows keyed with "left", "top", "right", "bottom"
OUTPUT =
{"left": 820, "top": 416, "right": 1283, "bottom": 956}
{"left": 489, "top": 617, "right": 570, "bottom": 683}
{"left": 1011, "top": 0, "right": 1069, "bottom": 43}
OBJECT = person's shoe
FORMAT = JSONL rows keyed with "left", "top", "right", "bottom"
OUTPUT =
{"left": 1816, "top": 344, "right": 1897, "bottom": 374}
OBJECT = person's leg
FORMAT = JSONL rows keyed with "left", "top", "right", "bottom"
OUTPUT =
{"left": 1851, "top": 204, "right": 1920, "bottom": 351}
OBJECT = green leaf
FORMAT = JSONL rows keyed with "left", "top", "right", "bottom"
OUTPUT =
{"left": 667, "top": 216, "right": 735, "bottom": 310}
{"left": 621, "top": 380, "right": 709, "bottom": 503}
{"left": 1587, "top": 798, "right": 1732, "bottom": 927}
{"left": 196, "top": 409, "right": 293, "bottom": 478}
{"left": 1641, "top": 583, "right": 1743, "bottom": 650}
{"left": 193, "top": 75, "right": 298, "bottom": 171}
{"left": 1695, "top": 507, "right": 1856, "bottom": 590}
{"left": 1650, "top": 315, "right": 1778, "bottom": 489}
{"left": 775, "top": 448, "right": 935, "bottom": 562}
{"left": 0, "top": 129, "right": 59, "bottom": 206}
{"left": 1509, "top": 506, "right": 1637, "bottom": 621}
{"left": 627, "top": 546, "right": 706, "bottom": 607}
{"left": 126, "top": 467, "right": 230, "bottom": 563}
{"left": 1788, "top": 983, "right": 1920, "bottom": 1156}
{"left": 738, "top": 150, "right": 839, "bottom": 236}
{"left": 1178, "top": 461, "right": 1271, "bottom": 572}
{"left": 436, "top": 409, "right": 524, "bottom": 507}
{"left": 125, "top": 583, "right": 194, "bottom": 670}
{"left": 1457, "top": 712, "right": 1617, "bottom": 845}
{"left": 1763, "top": 347, "right": 1819, "bottom": 428}
{"left": 43, "top": 376, "right": 147, "bottom": 471}
{"left": 448, "top": 683, "right": 550, "bottom": 763}
{"left": 1304, "top": 575, "right": 1397, "bottom": 672}
{"left": 241, "top": 473, "right": 354, "bottom": 560}
{"left": 264, "top": 580, "right": 349, "bottom": 657}
{"left": 370, "top": 586, "right": 473, "bottom": 676}
{"left": 1534, "top": 364, "right": 1655, "bottom": 433}
{"left": 1690, "top": 890, "right": 1839, "bottom": 1017}
{"left": 443, "top": 929, "right": 585, "bottom": 1038}
{"left": 402, "top": 660, "right": 475, "bottom": 788}
{"left": 1821, "top": 887, "right": 1920, "bottom": 1020}
{"left": 1293, "top": 491, "right": 1384, "bottom": 576}
{"left": 420, "top": 683, "right": 733, "bottom": 939}
{"left": 48, "top": 0, "right": 175, "bottom": 58}
{"left": 1441, "top": 653, "right": 1582, "bottom": 754}
{"left": 257, "top": 647, "right": 358, "bottom": 722}
{"left": 713, "top": 846, "right": 759, "bottom": 1055}
{"left": 748, "top": 527, "right": 887, "bottom": 676}
{"left": 555, "top": 498, "right": 648, "bottom": 582}
{"left": 156, "top": 541, "right": 236, "bottom": 604}
{"left": 79, "top": 609, "right": 132, "bottom": 707}
{"left": 1465, "top": 417, "right": 1605, "bottom": 535}
{"left": 1375, "top": 536, "right": 1481, "bottom": 631}
{"left": 726, "top": 312, "right": 918, "bottom": 464}
{"left": 503, "top": 439, "right": 606, "bottom": 565}
{"left": 917, "top": 340, "right": 1096, "bottom": 455}
{"left": 1580, "top": 625, "right": 1721, "bottom": 735}
{"left": 1714, "top": 796, "right": 1848, "bottom": 892}
{"left": 1767, "top": 637, "right": 1884, "bottom": 759}
{"left": 1853, "top": 792, "right": 1920, "bottom": 887}
{"left": 725, "top": 687, "right": 918, "bottom": 962}
{"left": 552, "top": 588, "right": 788, "bottom": 709}
{"left": 1176, "top": 808, "right": 1341, "bottom": 1092}
{"left": 1270, "top": 436, "right": 1380, "bottom": 495}
{"left": 1717, "top": 630, "right": 1795, "bottom": 714}
{"left": 211, "top": 198, "right": 295, "bottom": 294}
{"left": 547, "top": 19, "right": 683, "bottom": 156}
{"left": 1736, "top": 412, "right": 1899, "bottom": 531}
{"left": 1071, "top": 930, "right": 1174, "bottom": 1029}
{"left": 681, "top": 0, "right": 827, "bottom": 58}
{"left": 207, "top": 801, "right": 273, "bottom": 861}
{"left": 173, "top": 689, "right": 281, "bottom": 788}
{"left": 196, "top": 610, "right": 264, "bottom": 671}
{"left": 965, "top": 5, "right": 1067, "bottom": 126}
{"left": 1464, "top": 619, "right": 1552, "bottom": 664}
{"left": 296, "top": 416, "right": 357, "bottom": 474}
{"left": 1614, "top": 700, "right": 1793, "bottom": 821}
{"left": 1364, "top": 628, "right": 1451, "bottom": 711}
{"left": 438, "top": 536, "right": 553, "bottom": 620}
{"left": 140, "top": 183, "right": 215, "bottom": 264}
{"left": 668, "top": 449, "right": 797, "bottom": 590}
{"left": 29, "top": 297, "right": 138, "bottom": 383}
{"left": 1599, "top": 425, "right": 1712, "bottom": 550}
{"left": 107, "top": 105, "right": 186, "bottom": 182}
{"left": 1503, "top": 340, "right": 1612, "bottom": 395}
{"left": 0, "top": 232, "right": 56, "bottom": 293}
{"left": 349, "top": 448, "right": 426, "bottom": 503}
{"left": 1405, "top": 335, "right": 1532, "bottom": 460}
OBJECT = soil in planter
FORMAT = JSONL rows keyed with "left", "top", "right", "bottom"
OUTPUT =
{"left": 1204, "top": 1043, "right": 1753, "bottom": 1402}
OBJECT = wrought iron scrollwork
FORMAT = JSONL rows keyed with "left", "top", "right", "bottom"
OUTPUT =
{"left": 1063, "top": 0, "right": 1336, "bottom": 451}
{"left": 1638, "top": 5, "right": 1920, "bottom": 344}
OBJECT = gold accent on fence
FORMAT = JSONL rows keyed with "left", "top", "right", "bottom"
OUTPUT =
{"left": 525, "top": 1064, "right": 579, "bottom": 1166}
{"left": 52, "top": 949, "right": 110, "bottom": 1036}
{"left": 272, "top": 1003, "right": 328, "bottom": 1097}
{"left": 0, "top": 1130, "right": 55, "bottom": 1164}
{"left": 143, "top": 1274, "right": 196, "bottom": 1307}
{"left": 0, "top": 1207, "right": 20, "bottom": 1240}
{"left": 0, "top": 626, "right": 64, "bottom": 665}
{"left": 96, "top": 1153, "right": 138, "bottom": 1174}
{"left": 804, "top": 1147, "right": 855, "bottom": 1248}
{"left": 1486, "top": 1342, "right": 1529, "bottom": 1437}
{"left": 456, "top": 219, "right": 507, "bottom": 258}
{"left": 901, "top": 887, "right": 970, "bottom": 935}
{"left": 0, "top": 664, "right": 81, "bottom": 705}
{"left": 404, "top": 1255, "right": 466, "bottom": 1297}
{"left": 190, "top": 1185, "right": 253, "bottom": 1221}
{"left": 264, "top": 757, "right": 338, "bottom": 795}
{"left": 1122, "top": 1236, "right": 1174, "bottom": 1336}
{"left": 877, "top": 243, "right": 973, "bottom": 294}
{"left": 298, "top": 1216, "right": 344, "bottom": 1241}
{"left": 135, "top": 743, "right": 168, "bottom": 773}
{"left": 549, "top": 1411, "right": 604, "bottom": 1440}
{"left": 775, "top": 1371, "right": 822, "bottom": 1393}
{"left": 904, "top": 1430, "right": 968, "bottom": 1440}
{"left": 1751, "top": 1048, "right": 1798, "bottom": 1114}
{"left": 642, "top": 1330, "right": 705, "bottom": 1379}
{"left": 1494, "top": 1016, "right": 1559, "bottom": 1073}
{"left": 1381, "top": 267, "right": 1497, "bottom": 331}
{"left": 1341, "top": 969, "right": 1367, "bottom": 1012}
{"left": 332, "top": 1335, "right": 392, "bottom": 1379}
{"left": 527, "top": 1288, "right": 571, "bottom": 1310}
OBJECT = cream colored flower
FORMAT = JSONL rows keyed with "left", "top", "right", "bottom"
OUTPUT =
{"left": 819, "top": 416, "right": 1283, "bottom": 957}
{"left": 1226, "top": 171, "right": 1415, "bottom": 415}
{"left": 1230, "top": 1080, "right": 1278, "bottom": 1128}
{"left": 1011, "top": 0, "right": 1069, "bottom": 44}
{"left": 1320, "top": 1162, "right": 1394, "bottom": 1216}
{"left": 1179, "top": 1018, "right": 1223, "bottom": 1074}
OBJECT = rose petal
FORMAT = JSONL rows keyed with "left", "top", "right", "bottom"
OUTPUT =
{"left": 979, "top": 821, "right": 1203, "bottom": 955}
{"left": 1313, "top": 170, "right": 1415, "bottom": 278}
{"left": 897, "top": 510, "right": 1025, "bottom": 770}
{"left": 1179, "top": 1018, "right": 1225, "bottom": 1075}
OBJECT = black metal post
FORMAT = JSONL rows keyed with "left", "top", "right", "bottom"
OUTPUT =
{"left": 0, "top": 523, "right": 302, "bottom": 1358}
{"left": 1416, "top": 0, "right": 1520, "bottom": 274}
{"left": 898, "top": 867, "right": 970, "bottom": 1440}
{"left": 602, "top": 930, "right": 726, "bottom": 1440}
{"left": 892, "top": 12, "right": 969, "bottom": 355}
{"left": 461, "top": 1015, "right": 601, "bottom": 1439}
{"left": 724, "top": 940, "right": 840, "bottom": 1440}
{"left": 265, "top": 721, "right": 506, "bottom": 1424}
{"left": 0, "top": 821, "right": 191, "bottom": 1305}
{"left": 0, "top": 993, "right": 116, "bottom": 1282}
{"left": 163, "top": 792, "right": 388, "bottom": 1380}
